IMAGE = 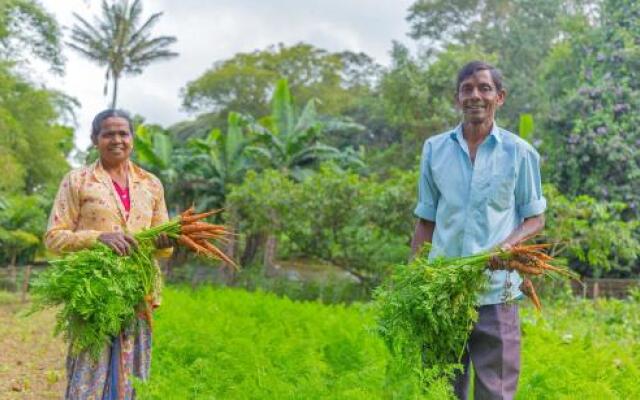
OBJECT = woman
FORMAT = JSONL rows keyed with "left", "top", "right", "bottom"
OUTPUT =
{"left": 45, "top": 109, "right": 173, "bottom": 399}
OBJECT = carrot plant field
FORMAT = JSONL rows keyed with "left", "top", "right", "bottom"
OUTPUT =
{"left": 135, "top": 287, "right": 640, "bottom": 399}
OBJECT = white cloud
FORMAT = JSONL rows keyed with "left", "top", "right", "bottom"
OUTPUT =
{"left": 39, "top": 0, "right": 415, "bottom": 151}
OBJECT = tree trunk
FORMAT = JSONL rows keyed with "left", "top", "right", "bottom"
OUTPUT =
{"left": 241, "top": 232, "right": 264, "bottom": 266}
{"left": 21, "top": 265, "right": 31, "bottom": 303}
{"left": 111, "top": 75, "right": 119, "bottom": 108}
{"left": 263, "top": 234, "right": 278, "bottom": 277}
{"left": 9, "top": 252, "right": 17, "bottom": 291}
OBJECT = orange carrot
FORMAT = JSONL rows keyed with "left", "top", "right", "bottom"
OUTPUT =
{"left": 198, "top": 240, "right": 238, "bottom": 269}
{"left": 180, "top": 205, "right": 195, "bottom": 218}
{"left": 512, "top": 243, "right": 551, "bottom": 252}
{"left": 520, "top": 278, "right": 542, "bottom": 311}
{"left": 180, "top": 222, "right": 228, "bottom": 234}
{"left": 178, "top": 234, "right": 208, "bottom": 254}
{"left": 508, "top": 260, "right": 543, "bottom": 275}
{"left": 188, "top": 232, "right": 226, "bottom": 240}
{"left": 181, "top": 209, "right": 224, "bottom": 224}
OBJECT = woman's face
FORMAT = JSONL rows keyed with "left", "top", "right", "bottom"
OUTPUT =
{"left": 93, "top": 116, "right": 133, "bottom": 165}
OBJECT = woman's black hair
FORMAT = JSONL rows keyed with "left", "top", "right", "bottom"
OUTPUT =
{"left": 91, "top": 109, "right": 134, "bottom": 139}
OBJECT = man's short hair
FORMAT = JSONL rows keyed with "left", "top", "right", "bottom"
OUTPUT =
{"left": 456, "top": 61, "right": 504, "bottom": 93}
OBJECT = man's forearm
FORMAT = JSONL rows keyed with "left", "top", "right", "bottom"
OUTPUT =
{"left": 411, "top": 218, "right": 435, "bottom": 257}
{"left": 501, "top": 214, "right": 545, "bottom": 248}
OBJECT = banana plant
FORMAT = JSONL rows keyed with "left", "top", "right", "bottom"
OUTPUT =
{"left": 184, "top": 112, "right": 254, "bottom": 210}
{"left": 248, "top": 78, "right": 363, "bottom": 181}
{"left": 133, "top": 124, "right": 175, "bottom": 181}
{"left": 0, "top": 195, "right": 46, "bottom": 286}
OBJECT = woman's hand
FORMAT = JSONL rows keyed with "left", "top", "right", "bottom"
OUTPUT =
{"left": 98, "top": 232, "right": 138, "bottom": 256}
{"left": 155, "top": 233, "right": 174, "bottom": 249}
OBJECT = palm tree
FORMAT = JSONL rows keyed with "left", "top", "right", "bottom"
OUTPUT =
{"left": 68, "top": 0, "right": 178, "bottom": 108}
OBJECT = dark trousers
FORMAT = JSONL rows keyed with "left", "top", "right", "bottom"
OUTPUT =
{"left": 453, "top": 303, "right": 521, "bottom": 400}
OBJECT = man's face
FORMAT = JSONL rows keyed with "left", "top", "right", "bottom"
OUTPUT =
{"left": 93, "top": 116, "right": 133, "bottom": 164}
{"left": 456, "top": 69, "right": 505, "bottom": 125}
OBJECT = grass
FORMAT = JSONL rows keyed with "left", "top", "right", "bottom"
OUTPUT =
{"left": 1, "top": 287, "right": 638, "bottom": 398}
{"left": 138, "top": 287, "right": 640, "bottom": 399}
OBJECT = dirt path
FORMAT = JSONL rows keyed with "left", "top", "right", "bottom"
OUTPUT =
{"left": 0, "top": 292, "right": 65, "bottom": 399}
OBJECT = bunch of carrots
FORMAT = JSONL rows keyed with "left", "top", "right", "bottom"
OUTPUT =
{"left": 135, "top": 205, "right": 237, "bottom": 269}
{"left": 491, "top": 243, "right": 579, "bottom": 311}
{"left": 174, "top": 206, "right": 237, "bottom": 268}
{"left": 376, "top": 241, "right": 580, "bottom": 391}
{"left": 30, "top": 205, "right": 238, "bottom": 359}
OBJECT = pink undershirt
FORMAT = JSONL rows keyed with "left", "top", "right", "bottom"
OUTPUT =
{"left": 112, "top": 180, "right": 131, "bottom": 213}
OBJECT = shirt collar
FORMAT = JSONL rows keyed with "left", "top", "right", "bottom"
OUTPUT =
{"left": 450, "top": 123, "right": 502, "bottom": 144}
{"left": 91, "top": 159, "right": 145, "bottom": 184}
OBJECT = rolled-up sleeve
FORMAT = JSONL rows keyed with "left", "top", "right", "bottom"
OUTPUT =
{"left": 45, "top": 173, "right": 102, "bottom": 253}
{"left": 414, "top": 140, "right": 439, "bottom": 221}
{"left": 516, "top": 147, "right": 546, "bottom": 218}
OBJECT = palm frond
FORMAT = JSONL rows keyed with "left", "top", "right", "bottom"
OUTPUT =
{"left": 126, "top": 11, "right": 163, "bottom": 47}
{"left": 67, "top": 0, "right": 178, "bottom": 105}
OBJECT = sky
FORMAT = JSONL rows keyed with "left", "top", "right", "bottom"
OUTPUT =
{"left": 38, "top": 0, "right": 416, "bottom": 151}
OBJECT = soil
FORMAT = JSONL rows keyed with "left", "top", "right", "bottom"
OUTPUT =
{"left": 0, "top": 293, "right": 65, "bottom": 399}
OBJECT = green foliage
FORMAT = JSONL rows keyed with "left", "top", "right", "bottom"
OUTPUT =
{"left": 0, "top": 5, "right": 72, "bottom": 266}
{"left": 181, "top": 112, "right": 255, "bottom": 209}
{"left": 518, "top": 297, "right": 640, "bottom": 399}
{"left": 0, "top": 63, "right": 72, "bottom": 195}
{"left": 30, "top": 238, "right": 163, "bottom": 360}
{"left": 68, "top": 0, "right": 178, "bottom": 107}
{"left": 406, "top": 0, "right": 591, "bottom": 129}
{"left": 135, "top": 286, "right": 424, "bottom": 399}
{"left": 136, "top": 287, "right": 640, "bottom": 398}
{"left": 0, "top": 0, "right": 63, "bottom": 72}
{"left": 542, "top": 184, "right": 640, "bottom": 277}
{"left": 541, "top": 0, "right": 640, "bottom": 209}
{"left": 375, "top": 253, "right": 489, "bottom": 393}
{"left": 227, "top": 165, "right": 416, "bottom": 284}
{"left": 519, "top": 113, "right": 535, "bottom": 142}
{"left": 181, "top": 43, "right": 381, "bottom": 118}
{"left": 227, "top": 169, "right": 300, "bottom": 235}
{"left": 287, "top": 165, "right": 414, "bottom": 284}
{"left": 377, "top": 42, "right": 495, "bottom": 161}
{"left": 0, "top": 194, "right": 47, "bottom": 264}
{"left": 248, "top": 79, "right": 363, "bottom": 179}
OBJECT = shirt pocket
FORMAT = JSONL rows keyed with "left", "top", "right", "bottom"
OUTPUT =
{"left": 488, "top": 173, "right": 515, "bottom": 210}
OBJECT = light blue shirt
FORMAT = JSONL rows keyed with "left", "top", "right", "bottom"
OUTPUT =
{"left": 414, "top": 124, "right": 547, "bottom": 305}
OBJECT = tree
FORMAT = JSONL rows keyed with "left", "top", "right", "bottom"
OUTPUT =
{"left": 406, "top": 0, "right": 593, "bottom": 129}
{"left": 226, "top": 165, "right": 417, "bottom": 287}
{"left": 0, "top": 195, "right": 47, "bottom": 286}
{"left": 0, "top": 0, "right": 63, "bottom": 73}
{"left": 248, "top": 79, "right": 363, "bottom": 181}
{"left": 0, "top": 64, "right": 73, "bottom": 195}
{"left": 542, "top": 185, "right": 640, "bottom": 278}
{"left": 376, "top": 42, "right": 494, "bottom": 168}
{"left": 541, "top": 0, "right": 640, "bottom": 210}
{"left": 181, "top": 43, "right": 381, "bottom": 125}
{"left": 68, "top": 0, "right": 178, "bottom": 108}
{"left": 187, "top": 112, "right": 254, "bottom": 206}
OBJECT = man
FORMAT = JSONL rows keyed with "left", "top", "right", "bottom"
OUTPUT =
{"left": 411, "top": 61, "right": 546, "bottom": 400}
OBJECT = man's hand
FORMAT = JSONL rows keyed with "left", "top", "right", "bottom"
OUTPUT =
{"left": 98, "top": 232, "right": 138, "bottom": 256}
{"left": 154, "top": 233, "right": 174, "bottom": 249}
{"left": 488, "top": 242, "right": 513, "bottom": 270}
{"left": 500, "top": 242, "right": 513, "bottom": 251}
